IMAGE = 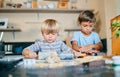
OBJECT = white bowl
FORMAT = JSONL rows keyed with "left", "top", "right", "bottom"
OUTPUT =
{"left": 112, "top": 56, "right": 120, "bottom": 65}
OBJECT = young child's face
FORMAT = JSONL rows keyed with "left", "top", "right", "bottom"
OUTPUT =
{"left": 80, "top": 21, "right": 94, "bottom": 36}
{"left": 42, "top": 32, "right": 58, "bottom": 43}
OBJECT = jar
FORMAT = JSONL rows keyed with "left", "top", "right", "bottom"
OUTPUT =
{"left": 0, "top": 0, "right": 3, "bottom": 8}
{"left": 70, "top": 0, "right": 77, "bottom": 9}
{"left": 32, "top": 0, "right": 38, "bottom": 8}
{"left": 27, "top": 0, "right": 32, "bottom": 8}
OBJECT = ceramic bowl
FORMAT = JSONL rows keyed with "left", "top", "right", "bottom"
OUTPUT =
{"left": 112, "top": 56, "right": 120, "bottom": 66}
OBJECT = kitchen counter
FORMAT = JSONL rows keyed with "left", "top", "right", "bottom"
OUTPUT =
{"left": 0, "top": 55, "right": 120, "bottom": 77}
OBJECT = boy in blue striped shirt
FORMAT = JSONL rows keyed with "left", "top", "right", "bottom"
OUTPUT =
{"left": 22, "top": 19, "right": 73, "bottom": 59}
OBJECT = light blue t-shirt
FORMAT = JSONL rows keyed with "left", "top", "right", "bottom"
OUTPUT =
{"left": 71, "top": 31, "right": 101, "bottom": 46}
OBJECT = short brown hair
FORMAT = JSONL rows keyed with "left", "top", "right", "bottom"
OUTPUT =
{"left": 78, "top": 10, "right": 96, "bottom": 23}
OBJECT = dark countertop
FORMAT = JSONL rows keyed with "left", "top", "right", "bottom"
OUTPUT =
{"left": 0, "top": 64, "right": 115, "bottom": 77}
{"left": 0, "top": 55, "right": 119, "bottom": 77}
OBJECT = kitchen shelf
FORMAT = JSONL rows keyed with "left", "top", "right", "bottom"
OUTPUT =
{"left": 64, "top": 29, "right": 81, "bottom": 36}
{"left": 0, "top": 28, "right": 21, "bottom": 32}
{"left": 0, "top": 8, "right": 94, "bottom": 13}
{"left": 0, "top": 28, "right": 21, "bottom": 39}
{"left": 64, "top": 29, "right": 80, "bottom": 31}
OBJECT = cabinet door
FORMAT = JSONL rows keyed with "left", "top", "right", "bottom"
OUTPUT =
{"left": 111, "top": 15, "right": 120, "bottom": 55}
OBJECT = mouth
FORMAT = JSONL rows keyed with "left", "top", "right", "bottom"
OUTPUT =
{"left": 85, "top": 31, "right": 91, "bottom": 34}
{"left": 47, "top": 39, "right": 53, "bottom": 42}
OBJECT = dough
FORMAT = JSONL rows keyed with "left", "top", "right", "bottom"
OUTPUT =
{"left": 46, "top": 54, "right": 61, "bottom": 63}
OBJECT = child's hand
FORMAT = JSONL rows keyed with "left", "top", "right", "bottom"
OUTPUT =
{"left": 90, "top": 49, "right": 99, "bottom": 54}
{"left": 73, "top": 51, "right": 81, "bottom": 58}
{"left": 22, "top": 49, "right": 38, "bottom": 58}
{"left": 28, "top": 51, "right": 38, "bottom": 58}
{"left": 78, "top": 47, "right": 91, "bottom": 53}
{"left": 78, "top": 45, "right": 94, "bottom": 53}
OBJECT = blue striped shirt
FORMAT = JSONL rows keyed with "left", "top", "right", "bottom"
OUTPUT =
{"left": 27, "top": 39, "right": 73, "bottom": 54}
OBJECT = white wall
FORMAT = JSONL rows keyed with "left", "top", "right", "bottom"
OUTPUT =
{"left": 0, "top": 13, "right": 79, "bottom": 42}
{"left": 116, "top": 0, "right": 120, "bottom": 16}
{"left": 104, "top": 0, "right": 116, "bottom": 55}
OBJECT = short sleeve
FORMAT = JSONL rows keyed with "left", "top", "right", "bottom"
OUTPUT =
{"left": 93, "top": 32, "right": 101, "bottom": 44}
{"left": 71, "top": 32, "right": 80, "bottom": 42}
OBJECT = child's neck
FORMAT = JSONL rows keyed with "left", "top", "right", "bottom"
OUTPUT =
{"left": 81, "top": 31, "right": 91, "bottom": 36}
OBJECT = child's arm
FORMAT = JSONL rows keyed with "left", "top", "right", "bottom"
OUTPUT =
{"left": 72, "top": 40, "right": 82, "bottom": 52}
{"left": 94, "top": 42, "right": 103, "bottom": 50}
{"left": 22, "top": 48, "right": 38, "bottom": 58}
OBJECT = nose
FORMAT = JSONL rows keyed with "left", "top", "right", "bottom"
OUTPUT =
{"left": 48, "top": 34, "right": 52, "bottom": 38}
{"left": 86, "top": 26, "right": 90, "bottom": 30}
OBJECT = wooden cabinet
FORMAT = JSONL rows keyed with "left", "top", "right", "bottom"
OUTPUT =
{"left": 111, "top": 15, "right": 120, "bottom": 55}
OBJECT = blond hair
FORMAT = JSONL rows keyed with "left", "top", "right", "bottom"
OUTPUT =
{"left": 41, "top": 19, "right": 59, "bottom": 34}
